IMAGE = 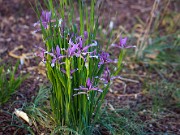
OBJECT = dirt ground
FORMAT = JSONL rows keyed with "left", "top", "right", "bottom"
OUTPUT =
{"left": 0, "top": 0, "right": 179, "bottom": 134}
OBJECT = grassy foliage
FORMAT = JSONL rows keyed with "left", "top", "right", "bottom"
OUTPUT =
{"left": 131, "top": 0, "right": 179, "bottom": 113}
{"left": 0, "top": 63, "right": 26, "bottom": 105}
{"left": 23, "top": 86, "right": 144, "bottom": 134}
{"left": 0, "top": 109, "right": 35, "bottom": 134}
{"left": 140, "top": 32, "right": 180, "bottom": 70}
{"left": 24, "top": 86, "right": 54, "bottom": 134}
{"left": 131, "top": 0, "right": 179, "bottom": 61}
{"left": 147, "top": 80, "right": 180, "bottom": 113}
{"left": 97, "top": 108, "right": 144, "bottom": 135}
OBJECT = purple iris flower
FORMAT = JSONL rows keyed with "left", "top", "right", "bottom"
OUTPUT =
{"left": 76, "top": 37, "right": 98, "bottom": 58}
{"left": 67, "top": 37, "right": 97, "bottom": 59}
{"left": 98, "top": 52, "right": 113, "bottom": 67}
{"left": 100, "top": 67, "right": 125, "bottom": 85}
{"left": 76, "top": 31, "right": 88, "bottom": 50}
{"left": 83, "top": 78, "right": 102, "bottom": 92}
{"left": 74, "top": 78, "right": 103, "bottom": 98}
{"left": 48, "top": 45, "right": 65, "bottom": 67}
{"left": 67, "top": 39, "right": 79, "bottom": 57}
{"left": 79, "top": 78, "right": 103, "bottom": 92}
{"left": 111, "top": 36, "right": 136, "bottom": 49}
{"left": 100, "top": 66, "right": 111, "bottom": 84}
{"left": 33, "top": 11, "right": 52, "bottom": 32}
{"left": 40, "top": 11, "right": 51, "bottom": 29}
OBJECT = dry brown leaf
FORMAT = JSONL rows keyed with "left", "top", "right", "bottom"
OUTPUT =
{"left": 14, "top": 108, "right": 32, "bottom": 126}
{"left": 145, "top": 51, "right": 159, "bottom": 59}
{"left": 27, "top": 62, "right": 46, "bottom": 76}
{"left": 9, "top": 45, "right": 35, "bottom": 65}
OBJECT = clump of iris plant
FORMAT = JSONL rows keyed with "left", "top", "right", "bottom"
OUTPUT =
{"left": 34, "top": 1, "right": 135, "bottom": 133}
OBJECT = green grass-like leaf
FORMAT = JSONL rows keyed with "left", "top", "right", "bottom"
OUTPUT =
{"left": 0, "top": 63, "right": 27, "bottom": 105}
